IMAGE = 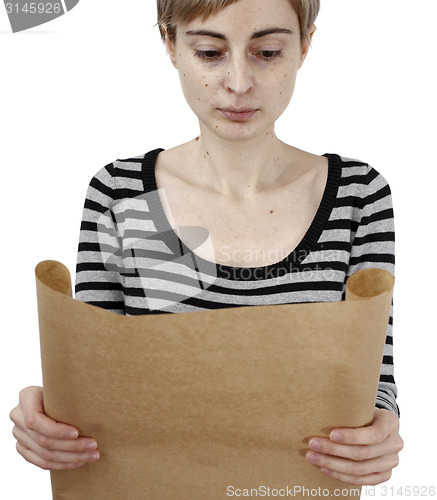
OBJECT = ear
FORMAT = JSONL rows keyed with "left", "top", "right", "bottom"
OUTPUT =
{"left": 161, "top": 23, "right": 178, "bottom": 68}
{"left": 298, "top": 24, "right": 317, "bottom": 69}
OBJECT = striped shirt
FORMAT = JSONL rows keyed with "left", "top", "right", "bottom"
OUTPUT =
{"left": 75, "top": 148, "right": 399, "bottom": 416}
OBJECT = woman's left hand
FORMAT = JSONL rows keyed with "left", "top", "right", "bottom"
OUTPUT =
{"left": 305, "top": 408, "right": 403, "bottom": 486}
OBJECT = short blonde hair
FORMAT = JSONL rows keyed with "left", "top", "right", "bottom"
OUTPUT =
{"left": 157, "top": 0, "right": 320, "bottom": 45}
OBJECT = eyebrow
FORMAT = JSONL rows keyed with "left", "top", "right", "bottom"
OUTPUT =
{"left": 184, "top": 28, "right": 294, "bottom": 40}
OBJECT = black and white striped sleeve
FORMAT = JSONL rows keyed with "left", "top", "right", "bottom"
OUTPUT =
{"left": 347, "top": 164, "right": 399, "bottom": 417}
{"left": 74, "top": 163, "right": 126, "bottom": 315}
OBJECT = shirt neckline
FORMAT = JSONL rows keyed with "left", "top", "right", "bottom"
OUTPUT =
{"left": 141, "top": 148, "right": 342, "bottom": 280}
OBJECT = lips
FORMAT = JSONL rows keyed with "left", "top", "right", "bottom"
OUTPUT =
{"left": 218, "top": 108, "right": 258, "bottom": 122}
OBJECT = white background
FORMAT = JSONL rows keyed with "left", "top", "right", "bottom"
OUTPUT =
{"left": 1, "top": 0, "right": 436, "bottom": 498}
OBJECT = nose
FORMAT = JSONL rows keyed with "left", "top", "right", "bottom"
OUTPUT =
{"left": 223, "top": 54, "right": 254, "bottom": 95}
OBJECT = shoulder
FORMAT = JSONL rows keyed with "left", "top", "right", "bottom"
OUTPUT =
{"left": 326, "top": 154, "right": 393, "bottom": 212}
{"left": 86, "top": 150, "right": 160, "bottom": 203}
{"left": 332, "top": 154, "right": 392, "bottom": 193}
{"left": 89, "top": 152, "right": 146, "bottom": 188}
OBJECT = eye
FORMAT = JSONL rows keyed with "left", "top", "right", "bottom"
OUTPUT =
{"left": 256, "top": 50, "right": 284, "bottom": 61}
{"left": 194, "top": 48, "right": 284, "bottom": 63}
{"left": 194, "top": 50, "right": 224, "bottom": 61}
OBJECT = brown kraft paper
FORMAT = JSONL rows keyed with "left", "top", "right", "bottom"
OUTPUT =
{"left": 35, "top": 260, "right": 394, "bottom": 500}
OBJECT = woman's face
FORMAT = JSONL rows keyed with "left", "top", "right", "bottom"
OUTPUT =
{"left": 165, "top": 0, "right": 313, "bottom": 143}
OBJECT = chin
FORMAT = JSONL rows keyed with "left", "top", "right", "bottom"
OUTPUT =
{"left": 215, "top": 125, "right": 260, "bottom": 142}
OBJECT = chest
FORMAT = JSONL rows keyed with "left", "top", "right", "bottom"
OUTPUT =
{"left": 157, "top": 182, "right": 325, "bottom": 268}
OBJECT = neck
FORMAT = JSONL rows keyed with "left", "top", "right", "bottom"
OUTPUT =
{"left": 193, "top": 125, "right": 291, "bottom": 201}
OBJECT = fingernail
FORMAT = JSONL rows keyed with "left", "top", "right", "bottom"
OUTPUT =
{"left": 306, "top": 452, "right": 318, "bottom": 464}
{"left": 88, "top": 451, "right": 100, "bottom": 461}
{"left": 330, "top": 431, "right": 342, "bottom": 442}
{"left": 86, "top": 441, "right": 97, "bottom": 450}
{"left": 309, "top": 439, "right": 320, "bottom": 451}
{"left": 67, "top": 430, "right": 79, "bottom": 439}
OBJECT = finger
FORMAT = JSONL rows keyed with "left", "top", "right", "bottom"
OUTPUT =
{"left": 305, "top": 450, "right": 399, "bottom": 478}
{"left": 320, "top": 466, "right": 393, "bottom": 487}
{"left": 329, "top": 409, "right": 398, "bottom": 446}
{"left": 18, "top": 387, "right": 80, "bottom": 440}
{"left": 16, "top": 441, "right": 87, "bottom": 471}
{"left": 14, "top": 427, "right": 100, "bottom": 466}
{"left": 308, "top": 433, "right": 401, "bottom": 462}
{"left": 13, "top": 424, "right": 98, "bottom": 455}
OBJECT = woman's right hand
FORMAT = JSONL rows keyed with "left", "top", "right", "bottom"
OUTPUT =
{"left": 10, "top": 386, "right": 100, "bottom": 470}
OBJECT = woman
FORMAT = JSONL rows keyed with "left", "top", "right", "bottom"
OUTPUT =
{"left": 10, "top": 0, "right": 403, "bottom": 487}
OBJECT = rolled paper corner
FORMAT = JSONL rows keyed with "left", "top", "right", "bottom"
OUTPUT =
{"left": 35, "top": 260, "right": 72, "bottom": 298}
{"left": 345, "top": 268, "right": 394, "bottom": 302}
